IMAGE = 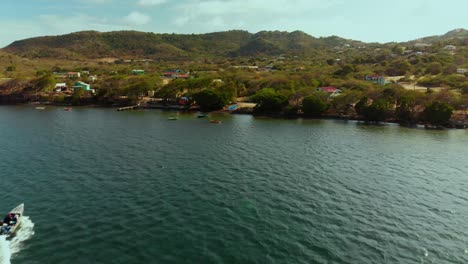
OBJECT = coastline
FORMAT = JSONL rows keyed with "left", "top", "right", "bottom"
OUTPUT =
{"left": 6, "top": 100, "right": 466, "bottom": 130}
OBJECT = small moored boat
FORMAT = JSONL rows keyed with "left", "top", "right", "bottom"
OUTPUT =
{"left": 168, "top": 117, "right": 178, "bottom": 120}
{"left": 197, "top": 114, "right": 208, "bottom": 118}
{"left": 64, "top": 107, "right": 72, "bottom": 111}
{"left": 35, "top": 106, "right": 46, "bottom": 110}
{"left": 0, "top": 203, "right": 24, "bottom": 238}
{"left": 210, "top": 120, "right": 221, "bottom": 124}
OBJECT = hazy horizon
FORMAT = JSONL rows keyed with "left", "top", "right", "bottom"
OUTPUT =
{"left": 1, "top": 0, "right": 467, "bottom": 48}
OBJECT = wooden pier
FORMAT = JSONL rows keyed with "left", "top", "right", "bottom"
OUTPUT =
{"left": 116, "top": 105, "right": 139, "bottom": 111}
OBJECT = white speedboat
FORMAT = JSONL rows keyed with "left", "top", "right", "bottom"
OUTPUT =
{"left": 0, "top": 203, "right": 24, "bottom": 238}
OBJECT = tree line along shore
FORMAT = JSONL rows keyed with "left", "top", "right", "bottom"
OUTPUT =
{"left": 0, "top": 33, "right": 467, "bottom": 128}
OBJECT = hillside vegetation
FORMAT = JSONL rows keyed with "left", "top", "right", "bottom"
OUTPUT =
{"left": 2, "top": 30, "right": 365, "bottom": 60}
{"left": 1, "top": 29, "right": 467, "bottom": 127}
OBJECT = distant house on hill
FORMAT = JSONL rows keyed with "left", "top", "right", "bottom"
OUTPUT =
{"left": 55, "top": 83, "right": 68, "bottom": 92}
{"left": 132, "top": 69, "right": 145, "bottom": 75}
{"left": 72, "top": 81, "right": 93, "bottom": 93}
{"left": 365, "top": 75, "right": 386, "bottom": 85}
{"left": 68, "top": 72, "right": 81, "bottom": 78}
{"left": 457, "top": 68, "right": 467, "bottom": 74}
{"left": 163, "top": 69, "right": 189, "bottom": 79}
{"left": 443, "top": 45, "right": 456, "bottom": 51}
{"left": 317, "top": 86, "right": 342, "bottom": 97}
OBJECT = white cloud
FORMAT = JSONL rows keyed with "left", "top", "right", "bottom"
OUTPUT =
{"left": 138, "top": 0, "right": 166, "bottom": 6}
{"left": 124, "top": 11, "right": 151, "bottom": 25}
{"left": 170, "top": 0, "right": 342, "bottom": 35}
{"left": 38, "top": 14, "right": 118, "bottom": 33}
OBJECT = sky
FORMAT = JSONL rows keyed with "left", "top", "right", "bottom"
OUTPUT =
{"left": 1, "top": 0, "right": 467, "bottom": 48}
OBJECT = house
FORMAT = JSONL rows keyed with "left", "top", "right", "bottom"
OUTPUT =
{"left": 443, "top": 45, "right": 456, "bottom": 51}
{"left": 72, "top": 81, "right": 92, "bottom": 92}
{"left": 317, "top": 86, "right": 342, "bottom": 97}
{"left": 457, "top": 68, "right": 467, "bottom": 74}
{"left": 89, "top": 75, "right": 98, "bottom": 82}
{"left": 68, "top": 72, "right": 81, "bottom": 78}
{"left": 132, "top": 69, "right": 145, "bottom": 75}
{"left": 163, "top": 69, "right": 189, "bottom": 79}
{"left": 55, "top": 83, "right": 68, "bottom": 92}
{"left": 365, "top": 75, "right": 386, "bottom": 85}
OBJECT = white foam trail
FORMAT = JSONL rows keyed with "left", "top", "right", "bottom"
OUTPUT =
{"left": 0, "top": 216, "right": 35, "bottom": 264}
{"left": 0, "top": 237, "right": 11, "bottom": 264}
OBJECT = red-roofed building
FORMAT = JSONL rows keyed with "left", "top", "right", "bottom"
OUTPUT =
{"left": 317, "top": 86, "right": 342, "bottom": 97}
{"left": 163, "top": 69, "right": 189, "bottom": 79}
{"left": 317, "top": 86, "right": 340, "bottom": 93}
{"left": 68, "top": 72, "right": 81, "bottom": 78}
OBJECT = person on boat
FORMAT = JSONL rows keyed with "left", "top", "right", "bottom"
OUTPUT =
{"left": 10, "top": 214, "right": 17, "bottom": 225}
{"left": 3, "top": 214, "right": 12, "bottom": 225}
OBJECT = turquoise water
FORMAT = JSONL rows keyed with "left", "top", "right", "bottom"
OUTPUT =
{"left": 0, "top": 106, "right": 467, "bottom": 264}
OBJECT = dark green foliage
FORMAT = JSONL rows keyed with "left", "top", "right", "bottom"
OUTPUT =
{"left": 126, "top": 79, "right": 152, "bottom": 99}
{"left": 33, "top": 74, "right": 55, "bottom": 92}
{"left": 283, "top": 105, "right": 299, "bottom": 116}
{"left": 251, "top": 88, "right": 288, "bottom": 113}
{"left": 461, "top": 82, "right": 468, "bottom": 94}
{"left": 385, "top": 61, "right": 411, "bottom": 76}
{"left": 193, "top": 89, "right": 229, "bottom": 111}
{"left": 417, "top": 76, "right": 443, "bottom": 87}
{"left": 355, "top": 97, "right": 369, "bottom": 116}
{"left": 331, "top": 90, "right": 362, "bottom": 115}
{"left": 362, "top": 99, "right": 390, "bottom": 122}
{"left": 302, "top": 93, "right": 329, "bottom": 116}
{"left": 355, "top": 97, "right": 390, "bottom": 122}
{"left": 423, "top": 101, "right": 454, "bottom": 125}
{"left": 334, "top": 64, "right": 356, "bottom": 77}
{"left": 425, "top": 62, "right": 442, "bottom": 75}
{"left": 396, "top": 96, "right": 417, "bottom": 123}
{"left": 71, "top": 88, "right": 85, "bottom": 106}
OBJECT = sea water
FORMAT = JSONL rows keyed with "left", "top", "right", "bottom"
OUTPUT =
{"left": 0, "top": 106, "right": 467, "bottom": 263}
{"left": 0, "top": 217, "right": 34, "bottom": 264}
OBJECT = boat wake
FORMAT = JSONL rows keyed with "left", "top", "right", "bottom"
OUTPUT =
{"left": 0, "top": 216, "right": 35, "bottom": 264}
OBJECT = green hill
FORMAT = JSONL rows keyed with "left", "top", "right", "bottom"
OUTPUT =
{"left": 2, "top": 30, "right": 362, "bottom": 60}
{"left": 2, "top": 29, "right": 466, "bottom": 61}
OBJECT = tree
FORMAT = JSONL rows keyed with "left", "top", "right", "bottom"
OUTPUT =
{"left": 355, "top": 96, "right": 369, "bottom": 116}
{"left": 425, "top": 62, "right": 442, "bottom": 75}
{"left": 331, "top": 90, "right": 362, "bottom": 115}
{"left": 193, "top": 89, "right": 229, "bottom": 111}
{"left": 461, "top": 82, "right": 468, "bottom": 94}
{"left": 302, "top": 93, "right": 329, "bottom": 117}
{"left": 386, "top": 60, "right": 411, "bottom": 76}
{"left": 250, "top": 88, "right": 288, "bottom": 113}
{"left": 71, "top": 88, "right": 86, "bottom": 106}
{"left": 34, "top": 74, "right": 56, "bottom": 92}
{"left": 396, "top": 96, "right": 417, "bottom": 123}
{"left": 423, "top": 101, "right": 454, "bottom": 126}
{"left": 362, "top": 99, "right": 390, "bottom": 122}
